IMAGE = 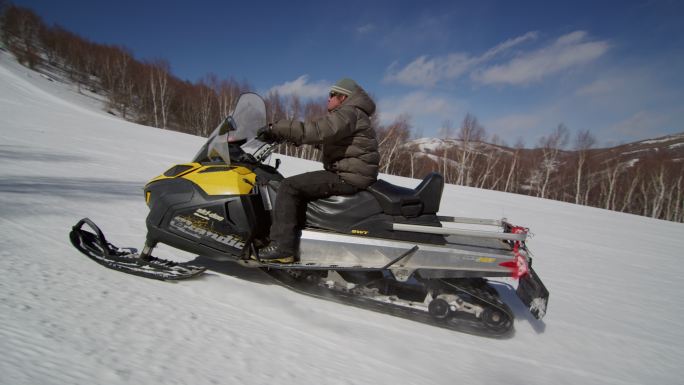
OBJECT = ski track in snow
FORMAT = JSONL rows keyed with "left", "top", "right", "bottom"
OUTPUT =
{"left": 1, "top": 50, "right": 684, "bottom": 385}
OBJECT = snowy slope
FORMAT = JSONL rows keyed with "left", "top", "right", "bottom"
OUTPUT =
{"left": 1, "top": 50, "right": 684, "bottom": 385}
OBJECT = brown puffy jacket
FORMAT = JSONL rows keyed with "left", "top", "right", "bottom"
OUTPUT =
{"left": 270, "top": 85, "right": 379, "bottom": 188}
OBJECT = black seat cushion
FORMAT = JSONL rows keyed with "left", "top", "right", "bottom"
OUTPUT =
{"left": 367, "top": 173, "right": 444, "bottom": 217}
{"left": 306, "top": 191, "right": 383, "bottom": 232}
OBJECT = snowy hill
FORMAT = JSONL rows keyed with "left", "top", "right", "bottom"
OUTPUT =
{"left": 2, "top": 50, "right": 684, "bottom": 385}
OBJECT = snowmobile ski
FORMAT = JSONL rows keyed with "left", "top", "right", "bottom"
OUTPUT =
{"left": 70, "top": 218, "right": 206, "bottom": 280}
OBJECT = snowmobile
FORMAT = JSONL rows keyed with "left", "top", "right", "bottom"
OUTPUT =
{"left": 70, "top": 93, "right": 549, "bottom": 336}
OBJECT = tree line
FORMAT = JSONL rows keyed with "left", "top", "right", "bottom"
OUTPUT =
{"left": 1, "top": 4, "right": 256, "bottom": 135}
{"left": 2, "top": 4, "right": 682, "bottom": 223}
{"left": 375, "top": 116, "right": 684, "bottom": 223}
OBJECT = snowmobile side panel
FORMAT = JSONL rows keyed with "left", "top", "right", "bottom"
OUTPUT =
{"left": 144, "top": 177, "right": 268, "bottom": 259}
{"left": 288, "top": 229, "right": 517, "bottom": 278}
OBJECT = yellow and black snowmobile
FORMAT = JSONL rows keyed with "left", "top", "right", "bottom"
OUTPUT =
{"left": 70, "top": 93, "right": 548, "bottom": 336}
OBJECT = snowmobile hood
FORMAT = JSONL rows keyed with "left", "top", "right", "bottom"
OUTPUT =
{"left": 147, "top": 163, "right": 256, "bottom": 196}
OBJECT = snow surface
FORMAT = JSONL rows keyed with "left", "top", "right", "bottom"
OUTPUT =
{"left": 2, "top": 50, "right": 684, "bottom": 385}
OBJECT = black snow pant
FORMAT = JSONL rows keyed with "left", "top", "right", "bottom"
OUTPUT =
{"left": 269, "top": 170, "right": 359, "bottom": 253}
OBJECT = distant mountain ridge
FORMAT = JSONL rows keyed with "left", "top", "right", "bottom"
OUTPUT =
{"left": 407, "top": 132, "right": 684, "bottom": 167}
{"left": 392, "top": 131, "right": 684, "bottom": 223}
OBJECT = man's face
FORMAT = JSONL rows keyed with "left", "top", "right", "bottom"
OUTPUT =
{"left": 327, "top": 92, "right": 347, "bottom": 112}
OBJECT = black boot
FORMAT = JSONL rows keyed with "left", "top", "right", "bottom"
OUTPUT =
{"left": 257, "top": 242, "right": 295, "bottom": 264}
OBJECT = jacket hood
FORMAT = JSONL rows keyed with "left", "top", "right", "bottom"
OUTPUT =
{"left": 342, "top": 85, "right": 376, "bottom": 116}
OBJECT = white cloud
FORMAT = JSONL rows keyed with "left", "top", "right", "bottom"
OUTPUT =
{"left": 378, "top": 91, "right": 463, "bottom": 126}
{"left": 479, "top": 31, "right": 539, "bottom": 62}
{"left": 384, "top": 31, "right": 538, "bottom": 87}
{"left": 356, "top": 23, "right": 375, "bottom": 35}
{"left": 473, "top": 31, "right": 609, "bottom": 86}
{"left": 385, "top": 30, "right": 609, "bottom": 88}
{"left": 576, "top": 77, "right": 623, "bottom": 96}
{"left": 384, "top": 54, "right": 473, "bottom": 86}
{"left": 266, "top": 75, "right": 329, "bottom": 99}
{"left": 486, "top": 113, "right": 543, "bottom": 136}
{"left": 609, "top": 110, "right": 668, "bottom": 139}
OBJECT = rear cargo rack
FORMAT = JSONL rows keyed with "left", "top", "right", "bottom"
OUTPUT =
{"left": 393, "top": 217, "right": 527, "bottom": 242}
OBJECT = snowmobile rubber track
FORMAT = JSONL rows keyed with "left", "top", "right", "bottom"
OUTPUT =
{"left": 438, "top": 278, "right": 514, "bottom": 335}
{"left": 69, "top": 218, "right": 206, "bottom": 281}
{"left": 261, "top": 268, "right": 514, "bottom": 338}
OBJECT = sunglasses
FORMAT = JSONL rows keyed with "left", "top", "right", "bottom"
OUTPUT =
{"left": 329, "top": 92, "right": 340, "bottom": 98}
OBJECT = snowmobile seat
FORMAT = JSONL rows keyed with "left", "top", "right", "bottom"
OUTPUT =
{"left": 306, "top": 191, "right": 384, "bottom": 232}
{"left": 367, "top": 172, "right": 444, "bottom": 217}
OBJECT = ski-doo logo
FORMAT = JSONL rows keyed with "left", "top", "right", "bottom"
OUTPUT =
{"left": 351, "top": 229, "right": 368, "bottom": 235}
{"left": 193, "top": 208, "right": 225, "bottom": 222}
{"left": 170, "top": 216, "right": 244, "bottom": 249}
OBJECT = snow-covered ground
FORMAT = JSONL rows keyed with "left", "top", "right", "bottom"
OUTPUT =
{"left": 1, "top": 50, "right": 684, "bottom": 385}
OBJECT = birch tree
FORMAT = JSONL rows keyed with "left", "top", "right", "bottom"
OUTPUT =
{"left": 574, "top": 129, "right": 596, "bottom": 204}
{"left": 148, "top": 60, "right": 173, "bottom": 128}
{"left": 504, "top": 138, "right": 525, "bottom": 193}
{"left": 650, "top": 165, "right": 667, "bottom": 218}
{"left": 457, "top": 114, "right": 485, "bottom": 186}
{"left": 439, "top": 120, "right": 455, "bottom": 183}
{"left": 538, "top": 124, "right": 569, "bottom": 198}
{"left": 378, "top": 114, "right": 411, "bottom": 174}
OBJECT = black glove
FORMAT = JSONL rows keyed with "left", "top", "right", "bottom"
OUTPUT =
{"left": 236, "top": 152, "right": 257, "bottom": 164}
{"left": 256, "top": 124, "right": 277, "bottom": 143}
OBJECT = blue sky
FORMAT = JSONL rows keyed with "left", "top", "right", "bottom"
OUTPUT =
{"left": 12, "top": 0, "right": 684, "bottom": 147}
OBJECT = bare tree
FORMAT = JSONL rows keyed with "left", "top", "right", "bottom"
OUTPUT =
{"left": 574, "top": 129, "right": 596, "bottom": 204}
{"left": 265, "top": 91, "right": 286, "bottom": 122}
{"left": 148, "top": 59, "right": 173, "bottom": 128}
{"left": 476, "top": 134, "right": 504, "bottom": 189}
{"left": 439, "top": 120, "right": 455, "bottom": 182}
{"left": 673, "top": 174, "right": 684, "bottom": 222}
{"left": 650, "top": 164, "right": 667, "bottom": 218}
{"left": 457, "top": 113, "right": 485, "bottom": 186}
{"left": 602, "top": 160, "right": 624, "bottom": 210}
{"left": 1, "top": 5, "right": 42, "bottom": 68}
{"left": 538, "top": 124, "right": 569, "bottom": 198}
{"left": 378, "top": 114, "right": 411, "bottom": 174}
{"left": 664, "top": 174, "right": 682, "bottom": 221}
{"left": 619, "top": 167, "right": 641, "bottom": 213}
{"left": 197, "top": 80, "right": 218, "bottom": 136}
{"left": 504, "top": 138, "right": 525, "bottom": 193}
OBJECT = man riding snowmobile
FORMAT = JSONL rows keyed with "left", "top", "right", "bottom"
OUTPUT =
{"left": 256, "top": 78, "right": 379, "bottom": 263}
{"left": 70, "top": 90, "right": 549, "bottom": 336}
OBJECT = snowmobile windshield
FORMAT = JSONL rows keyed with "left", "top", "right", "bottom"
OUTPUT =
{"left": 192, "top": 93, "right": 267, "bottom": 165}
